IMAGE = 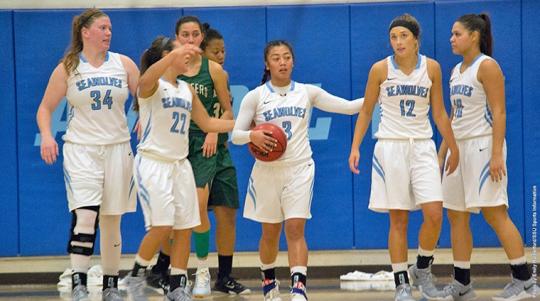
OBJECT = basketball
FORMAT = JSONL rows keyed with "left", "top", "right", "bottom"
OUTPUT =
{"left": 248, "top": 123, "right": 288, "bottom": 162}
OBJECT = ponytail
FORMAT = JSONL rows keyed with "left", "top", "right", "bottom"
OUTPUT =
{"left": 134, "top": 36, "right": 174, "bottom": 111}
{"left": 457, "top": 13, "right": 493, "bottom": 56}
{"left": 62, "top": 8, "right": 107, "bottom": 76}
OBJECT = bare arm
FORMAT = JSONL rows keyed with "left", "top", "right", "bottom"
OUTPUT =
{"left": 349, "top": 60, "right": 385, "bottom": 174}
{"left": 307, "top": 85, "right": 364, "bottom": 115}
{"left": 190, "top": 85, "right": 234, "bottom": 133}
{"left": 139, "top": 45, "right": 200, "bottom": 98}
{"left": 209, "top": 60, "right": 233, "bottom": 120}
{"left": 428, "top": 58, "right": 459, "bottom": 175}
{"left": 36, "top": 63, "right": 68, "bottom": 164}
{"left": 479, "top": 59, "right": 506, "bottom": 182}
{"left": 120, "top": 54, "right": 139, "bottom": 97}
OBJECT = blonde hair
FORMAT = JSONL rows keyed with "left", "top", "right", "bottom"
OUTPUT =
{"left": 62, "top": 8, "right": 107, "bottom": 76}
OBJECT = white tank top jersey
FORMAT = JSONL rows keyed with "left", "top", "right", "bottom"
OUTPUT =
{"left": 137, "top": 79, "right": 193, "bottom": 162}
{"left": 376, "top": 54, "right": 433, "bottom": 139}
{"left": 251, "top": 81, "right": 313, "bottom": 166}
{"left": 449, "top": 55, "right": 494, "bottom": 139}
{"left": 63, "top": 52, "right": 131, "bottom": 145}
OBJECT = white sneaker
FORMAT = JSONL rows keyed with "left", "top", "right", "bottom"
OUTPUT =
{"left": 262, "top": 279, "right": 281, "bottom": 301}
{"left": 192, "top": 267, "right": 211, "bottom": 298}
{"left": 56, "top": 265, "right": 103, "bottom": 287}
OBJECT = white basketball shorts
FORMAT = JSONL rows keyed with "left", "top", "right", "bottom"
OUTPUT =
{"left": 442, "top": 135, "right": 508, "bottom": 213}
{"left": 134, "top": 154, "right": 200, "bottom": 230}
{"left": 369, "top": 139, "right": 443, "bottom": 212}
{"left": 243, "top": 159, "right": 315, "bottom": 223}
{"left": 63, "top": 142, "right": 136, "bottom": 214}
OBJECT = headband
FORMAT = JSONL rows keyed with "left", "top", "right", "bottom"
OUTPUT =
{"left": 389, "top": 19, "right": 420, "bottom": 38}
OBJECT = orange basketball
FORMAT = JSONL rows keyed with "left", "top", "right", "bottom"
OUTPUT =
{"left": 248, "top": 123, "right": 288, "bottom": 162}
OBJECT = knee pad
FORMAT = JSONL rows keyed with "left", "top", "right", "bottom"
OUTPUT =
{"left": 67, "top": 206, "right": 99, "bottom": 256}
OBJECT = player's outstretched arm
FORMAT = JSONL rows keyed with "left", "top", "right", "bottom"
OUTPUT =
{"left": 307, "top": 85, "right": 364, "bottom": 115}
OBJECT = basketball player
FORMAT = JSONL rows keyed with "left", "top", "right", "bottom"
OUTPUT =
{"left": 123, "top": 36, "right": 234, "bottom": 301}
{"left": 36, "top": 8, "right": 139, "bottom": 301}
{"left": 172, "top": 16, "right": 249, "bottom": 298}
{"left": 437, "top": 13, "right": 538, "bottom": 301}
{"left": 348, "top": 14, "right": 459, "bottom": 301}
{"left": 231, "top": 40, "right": 364, "bottom": 301}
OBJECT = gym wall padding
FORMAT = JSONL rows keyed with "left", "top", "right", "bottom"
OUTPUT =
{"left": 522, "top": 0, "right": 540, "bottom": 246}
{"left": 1, "top": 0, "right": 537, "bottom": 256}
{"left": 0, "top": 11, "right": 19, "bottom": 256}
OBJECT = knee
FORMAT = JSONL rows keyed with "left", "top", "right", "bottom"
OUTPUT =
{"left": 68, "top": 206, "right": 99, "bottom": 256}
{"left": 424, "top": 208, "right": 443, "bottom": 228}
{"left": 483, "top": 208, "right": 508, "bottom": 228}
{"left": 285, "top": 224, "right": 304, "bottom": 241}
{"left": 261, "top": 224, "right": 282, "bottom": 243}
{"left": 390, "top": 216, "right": 409, "bottom": 233}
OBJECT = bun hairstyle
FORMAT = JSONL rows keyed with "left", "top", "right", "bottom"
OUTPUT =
{"left": 200, "top": 23, "right": 223, "bottom": 51}
{"left": 456, "top": 13, "right": 493, "bottom": 56}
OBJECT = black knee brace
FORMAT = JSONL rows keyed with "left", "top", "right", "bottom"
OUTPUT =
{"left": 67, "top": 206, "right": 100, "bottom": 256}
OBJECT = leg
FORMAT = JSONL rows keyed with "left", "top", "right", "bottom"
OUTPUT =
{"left": 126, "top": 226, "right": 172, "bottom": 301}
{"left": 388, "top": 210, "right": 415, "bottom": 301}
{"left": 68, "top": 207, "right": 99, "bottom": 300}
{"left": 99, "top": 214, "right": 123, "bottom": 299}
{"left": 285, "top": 218, "right": 308, "bottom": 301}
{"left": 439, "top": 209, "right": 477, "bottom": 301}
{"left": 192, "top": 185, "right": 212, "bottom": 298}
{"left": 410, "top": 202, "right": 449, "bottom": 300}
{"left": 166, "top": 229, "right": 191, "bottom": 300}
{"left": 260, "top": 222, "right": 282, "bottom": 301}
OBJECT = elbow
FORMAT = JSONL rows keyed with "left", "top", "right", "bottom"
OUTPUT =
{"left": 230, "top": 132, "right": 241, "bottom": 145}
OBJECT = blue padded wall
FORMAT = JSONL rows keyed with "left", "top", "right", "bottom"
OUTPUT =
{"left": 0, "top": 11, "right": 19, "bottom": 256}
{"left": 0, "top": 0, "right": 534, "bottom": 256}
{"left": 523, "top": 0, "right": 540, "bottom": 246}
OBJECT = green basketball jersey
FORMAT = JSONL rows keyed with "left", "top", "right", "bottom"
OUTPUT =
{"left": 179, "top": 57, "right": 228, "bottom": 144}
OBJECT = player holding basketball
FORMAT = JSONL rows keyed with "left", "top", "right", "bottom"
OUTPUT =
{"left": 348, "top": 14, "right": 459, "bottom": 301}
{"left": 36, "top": 8, "right": 139, "bottom": 301}
{"left": 231, "top": 40, "right": 364, "bottom": 301}
{"left": 438, "top": 13, "right": 538, "bottom": 301}
{"left": 123, "top": 36, "right": 234, "bottom": 301}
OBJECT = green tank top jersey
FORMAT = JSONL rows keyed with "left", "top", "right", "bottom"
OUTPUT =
{"left": 179, "top": 57, "right": 228, "bottom": 144}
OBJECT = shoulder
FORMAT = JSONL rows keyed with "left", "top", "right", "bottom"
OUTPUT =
{"left": 478, "top": 57, "right": 502, "bottom": 73}
{"left": 118, "top": 53, "right": 138, "bottom": 71}
{"left": 425, "top": 57, "right": 441, "bottom": 71}
{"left": 208, "top": 59, "right": 224, "bottom": 73}
{"left": 372, "top": 58, "right": 387, "bottom": 72}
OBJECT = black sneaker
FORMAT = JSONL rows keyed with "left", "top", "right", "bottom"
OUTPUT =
{"left": 146, "top": 270, "right": 169, "bottom": 295}
{"left": 214, "top": 276, "right": 251, "bottom": 295}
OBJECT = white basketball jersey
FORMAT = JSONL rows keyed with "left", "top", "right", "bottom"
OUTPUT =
{"left": 63, "top": 52, "right": 130, "bottom": 145}
{"left": 251, "top": 81, "right": 312, "bottom": 166}
{"left": 376, "top": 55, "right": 433, "bottom": 139}
{"left": 137, "top": 79, "right": 193, "bottom": 162}
{"left": 449, "top": 55, "right": 494, "bottom": 139}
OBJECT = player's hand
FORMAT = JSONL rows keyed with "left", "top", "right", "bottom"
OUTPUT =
{"left": 40, "top": 134, "right": 59, "bottom": 165}
{"left": 349, "top": 148, "right": 361, "bottom": 174}
{"left": 172, "top": 44, "right": 201, "bottom": 73}
{"left": 490, "top": 152, "right": 506, "bottom": 182}
{"left": 250, "top": 130, "right": 277, "bottom": 153}
{"left": 202, "top": 132, "right": 218, "bottom": 157}
{"left": 445, "top": 146, "right": 459, "bottom": 175}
